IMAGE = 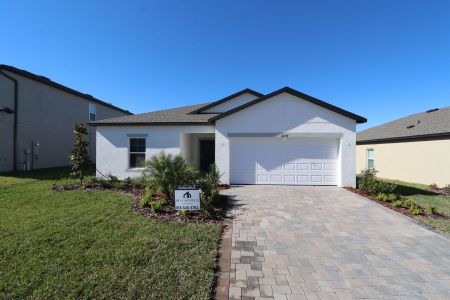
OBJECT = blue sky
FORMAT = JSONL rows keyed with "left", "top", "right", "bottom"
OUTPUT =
{"left": 2, "top": 0, "right": 450, "bottom": 130}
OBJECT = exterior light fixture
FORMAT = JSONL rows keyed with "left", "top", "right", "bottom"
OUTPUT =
{"left": 0, "top": 106, "right": 14, "bottom": 114}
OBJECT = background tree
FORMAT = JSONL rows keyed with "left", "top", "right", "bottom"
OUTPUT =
{"left": 70, "top": 123, "right": 91, "bottom": 185}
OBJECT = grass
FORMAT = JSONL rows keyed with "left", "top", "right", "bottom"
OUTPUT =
{"left": 379, "top": 178, "right": 435, "bottom": 196}
{"left": 0, "top": 167, "right": 221, "bottom": 299}
{"left": 357, "top": 175, "right": 450, "bottom": 233}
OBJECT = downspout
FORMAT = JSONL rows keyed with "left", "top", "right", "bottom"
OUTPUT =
{"left": 0, "top": 70, "right": 19, "bottom": 171}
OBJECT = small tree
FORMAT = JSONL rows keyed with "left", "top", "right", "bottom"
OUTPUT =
{"left": 70, "top": 123, "right": 91, "bottom": 185}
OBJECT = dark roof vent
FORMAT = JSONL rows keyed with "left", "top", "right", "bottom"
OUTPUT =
{"left": 406, "top": 124, "right": 415, "bottom": 129}
{"left": 426, "top": 108, "right": 439, "bottom": 113}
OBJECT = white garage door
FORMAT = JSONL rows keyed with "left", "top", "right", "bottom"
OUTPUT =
{"left": 230, "top": 138, "right": 339, "bottom": 185}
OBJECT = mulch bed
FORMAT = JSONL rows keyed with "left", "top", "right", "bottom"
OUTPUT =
{"left": 52, "top": 183, "right": 230, "bottom": 224}
{"left": 344, "top": 187, "right": 450, "bottom": 221}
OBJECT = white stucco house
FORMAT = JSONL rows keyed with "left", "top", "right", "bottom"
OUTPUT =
{"left": 92, "top": 87, "right": 366, "bottom": 187}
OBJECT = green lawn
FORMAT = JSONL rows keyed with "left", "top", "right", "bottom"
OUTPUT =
{"left": 0, "top": 168, "right": 221, "bottom": 299}
{"left": 412, "top": 194, "right": 450, "bottom": 233}
{"left": 360, "top": 176, "right": 450, "bottom": 233}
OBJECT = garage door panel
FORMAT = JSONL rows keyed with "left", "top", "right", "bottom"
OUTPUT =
{"left": 284, "top": 163, "right": 296, "bottom": 170}
{"left": 230, "top": 138, "right": 339, "bottom": 185}
{"left": 324, "top": 163, "right": 336, "bottom": 170}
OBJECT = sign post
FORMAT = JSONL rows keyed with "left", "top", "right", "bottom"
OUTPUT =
{"left": 174, "top": 185, "right": 201, "bottom": 210}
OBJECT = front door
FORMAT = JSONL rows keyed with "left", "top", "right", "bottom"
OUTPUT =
{"left": 199, "top": 139, "right": 215, "bottom": 172}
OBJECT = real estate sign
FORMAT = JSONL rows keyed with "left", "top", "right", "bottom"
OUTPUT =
{"left": 174, "top": 185, "right": 200, "bottom": 210}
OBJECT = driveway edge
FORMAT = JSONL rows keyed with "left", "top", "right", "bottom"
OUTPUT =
{"left": 214, "top": 217, "right": 233, "bottom": 300}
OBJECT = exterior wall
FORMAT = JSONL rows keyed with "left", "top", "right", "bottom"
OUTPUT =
{"left": 215, "top": 92, "right": 357, "bottom": 187}
{"left": 0, "top": 75, "right": 15, "bottom": 172}
{"left": 0, "top": 71, "right": 128, "bottom": 172}
{"left": 202, "top": 92, "right": 259, "bottom": 113}
{"left": 356, "top": 139, "right": 450, "bottom": 186}
{"left": 96, "top": 125, "right": 214, "bottom": 179}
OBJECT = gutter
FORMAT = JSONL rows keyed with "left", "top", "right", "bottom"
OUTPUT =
{"left": 0, "top": 70, "right": 18, "bottom": 171}
{"left": 356, "top": 132, "right": 450, "bottom": 145}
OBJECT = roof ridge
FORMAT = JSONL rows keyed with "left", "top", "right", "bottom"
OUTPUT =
{"left": 190, "top": 88, "right": 263, "bottom": 114}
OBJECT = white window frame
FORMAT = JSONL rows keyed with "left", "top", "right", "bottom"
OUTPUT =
{"left": 367, "top": 148, "right": 374, "bottom": 169}
{"left": 89, "top": 104, "right": 97, "bottom": 121}
{"left": 128, "top": 136, "right": 146, "bottom": 169}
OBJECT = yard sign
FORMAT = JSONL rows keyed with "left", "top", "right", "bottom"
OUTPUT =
{"left": 174, "top": 185, "right": 200, "bottom": 210}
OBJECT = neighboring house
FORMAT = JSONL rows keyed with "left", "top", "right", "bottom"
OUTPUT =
{"left": 93, "top": 87, "right": 366, "bottom": 187}
{"left": 0, "top": 65, "right": 131, "bottom": 172}
{"left": 356, "top": 107, "right": 450, "bottom": 186}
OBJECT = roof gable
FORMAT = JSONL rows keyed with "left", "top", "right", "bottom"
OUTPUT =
{"left": 190, "top": 88, "right": 263, "bottom": 114}
{"left": 209, "top": 87, "right": 367, "bottom": 124}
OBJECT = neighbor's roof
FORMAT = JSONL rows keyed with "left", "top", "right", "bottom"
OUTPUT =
{"left": 0, "top": 64, "right": 132, "bottom": 115}
{"left": 357, "top": 106, "right": 450, "bottom": 144}
{"left": 93, "top": 87, "right": 367, "bottom": 126}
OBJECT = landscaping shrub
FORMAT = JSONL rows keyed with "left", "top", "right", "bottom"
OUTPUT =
{"left": 429, "top": 183, "right": 439, "bottom": 191}
{"left": 143, "top": 152, "right": 198, "bottom": 200}
{"left": 393, "top": 200, "right": 404, "bottom": 208}
{"left": 404, "top": 198, "right": 415, "bottom": 207}
{"left": 140, "top": 186, "right": 154, "bottom": 208}
{"left": 410, "top": 203, "right": 423, "bottom": 215}
{"left": 70, "top": 123, "right": 91, "bottom": 185}
{"left": 387, "top": 193, "right": 399, "bottom": 201}
{"left": 179, "top": 209, "right": 190, "bottom": 216}
{"left": 376, "top": 193, "right": 398, "bottom": 203}
{"left": 373, "top": 181, "right": 397, "bottom": 195}
{"left": 376, "top": 193, "right": 389, "bottom": 202}
{"left": 443, "top": 184, "right": 450, "bottom": 195}
{"left": 140, "top": 194, "right": 151, "bottom": 208}
{"left": 151, "top": 199, "right": 167, "bottom": 212}
{"left": 427, "top": 204, "right": 437, "bottom": 214}
{"left": 89, "top": 177, "right": 112, "bottom": 189}
{"left": 358, "top": 169, "right": 397, "bottom": 195}
{"left": 199, "top": 163, "right": 222, "bottom": 213}
{"left": 358, "top": 168, "right": 378, "bottom": 191}
{"left": 130, "top": 176, "right": 147, "bottom": 189}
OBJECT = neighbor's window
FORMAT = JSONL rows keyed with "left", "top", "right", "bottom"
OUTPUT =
{"left": 89, "top": 104, "right": 97, "bottom": 121}
{"left": 129, "top": 138, "right": 146, "bottom": 168}
{"left": 367, "top": 149, "right": 374, "bottom": 169}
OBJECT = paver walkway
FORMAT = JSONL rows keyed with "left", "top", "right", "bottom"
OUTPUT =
{"left": 221, "top": 185, "right": 450, "bottom": 300}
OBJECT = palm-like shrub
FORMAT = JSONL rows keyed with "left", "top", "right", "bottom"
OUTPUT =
{"left": 143, "top": 152, "right": 198, "bottom": 200}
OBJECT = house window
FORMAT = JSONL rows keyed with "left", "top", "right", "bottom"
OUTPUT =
{"left": 367, "top": 149, "right": 374, "bottom": 169}
{"left": 89, "top": 104, "right": 96, "bottom": 121}
{"left": 129, "top": 138, "right": 146, "bottom": 168}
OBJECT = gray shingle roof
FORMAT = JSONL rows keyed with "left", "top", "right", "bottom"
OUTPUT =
{"left": 357, "top": 106, "right": 450, "bottom": 143}
{"left": 92, "top": 87, "right": 367, "bottom": 126}
{"left": 93, "top": 102, "right": 218, "bottom": 125}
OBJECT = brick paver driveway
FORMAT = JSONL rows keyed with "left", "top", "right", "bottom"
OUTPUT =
{"left": 221, "top": 185, "right": 450, "bottom": 300}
